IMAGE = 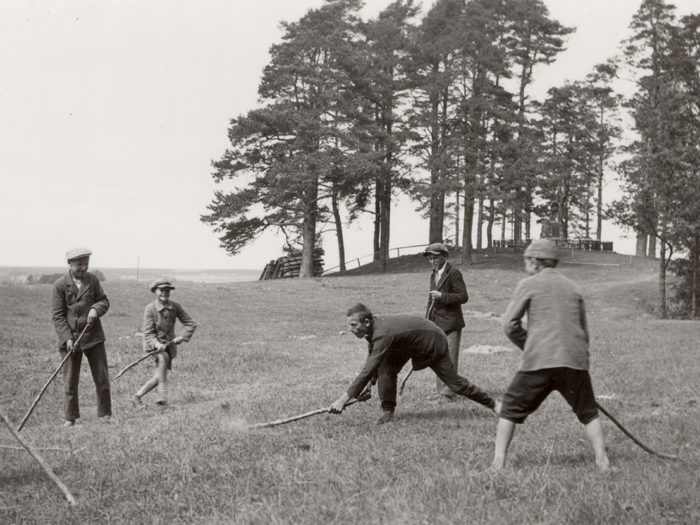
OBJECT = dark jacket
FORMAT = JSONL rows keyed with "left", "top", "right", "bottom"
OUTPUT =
{"left": 426, "top": 262, "right": 468, "bottom": 333}
{"left": 346, "top": 315, "right": 449, "bottom": 399}
{"left": 52, "top": 271, "right": 110, "bottom": 351}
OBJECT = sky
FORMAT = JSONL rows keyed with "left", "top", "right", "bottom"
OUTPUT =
{"left": 1, "top": 0, "right": 697, "bottom": 270}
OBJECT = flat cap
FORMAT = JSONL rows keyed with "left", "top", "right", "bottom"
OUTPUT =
{"left": 423, "top": 242, "right": 449, "bottom": 256}
{"left": 66, "top": 247, "right": 92, "bottom": 261}
{"left": 524, "top": 239, "right": 560, "bottom": 260}
{"left": 150, "top": 278, "right": 175, "bottom": 293}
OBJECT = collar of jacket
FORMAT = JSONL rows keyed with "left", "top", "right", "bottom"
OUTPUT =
{"left": 154, "top": 300, "right": 174, "bottom": 312}
{"left": 435, "top": 262, "right": 452, "bottom": 289}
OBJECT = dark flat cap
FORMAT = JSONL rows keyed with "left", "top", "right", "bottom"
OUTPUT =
{"left": 423, "top": 242, "right": 449, "bottom": 256}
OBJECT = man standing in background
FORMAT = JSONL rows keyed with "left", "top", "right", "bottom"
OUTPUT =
{"left": 423, "top": 243, "right": 468, "bottom": 401}
{"left": 51, "top": 248, "right": 111, "bottom": 427}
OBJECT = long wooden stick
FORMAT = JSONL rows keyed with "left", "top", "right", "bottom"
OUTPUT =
{"left": 113, "top": 350, "right": 165, "bottom": 381}
{"left": 0, "top": 408, "right": 77, "bottom": 506}
{"left": 596, "top": 401, "right": 678, "bottom": 461}
{"left": 250, "top": 387, "right": 371, "bottom": 429}
{"left": 17, "top": 325, "right": 90, "bottom": 432}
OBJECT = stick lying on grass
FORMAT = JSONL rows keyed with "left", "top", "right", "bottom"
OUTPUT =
{"left": 1, "top": 408, "right": 77, "bottom": 506}
{"left": 17, "top": 324, "right": 90, "bottom": 432}
{"left": 250, "top": 385, "right": 372, "bottom": 429}
{"left": 113, "top": 350, "right": 165, "bottom": 381}
{"left": 595, "top": 401, "right": 678, "bottom": 461}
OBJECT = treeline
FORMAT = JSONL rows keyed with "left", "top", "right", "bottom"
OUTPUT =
{"left": 203, "top": 0, "right": 699, "bottom": 318}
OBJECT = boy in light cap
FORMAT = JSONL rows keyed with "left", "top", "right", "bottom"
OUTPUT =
{"left": 491, "top": 239, "right": 613, "bottom": 471}
{"left": 133, "top": 279, "right": 197, "bottom": 407}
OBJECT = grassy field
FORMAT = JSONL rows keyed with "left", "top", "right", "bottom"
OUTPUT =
{"left": 1, "top": 251, "right": 698, "bottom": 524}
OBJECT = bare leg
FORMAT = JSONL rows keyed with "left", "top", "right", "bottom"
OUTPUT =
{"left": 583, "top": 417, "right": 612, "bottom": 471}
{"left": 155, "top": 353, "right": 170, "bottom": 404}
{"left": 136, "top": 375, "right": 158, "bottom": 399}
{"left": 491, "top": 418, "right": 516, "bottom": 470}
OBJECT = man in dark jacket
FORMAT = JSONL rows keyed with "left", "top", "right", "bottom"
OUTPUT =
{"left": 330, "top": 304, "right": 499, "bottom": 424}
{"left": 423, "top": 243, "right": 468, "bottom": 400}
{"left": 51, "top": 248, "right": 111, "bottom": 426}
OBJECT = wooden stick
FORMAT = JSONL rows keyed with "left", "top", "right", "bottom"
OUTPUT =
{"left": 113, "top": 350, "right": 165, "bottom": 381}
{"left": 17, "top": 325, "right": 90, "bottom": 432}
{"left": 250, "top": 387, "right": 371, "bottom": 429}
{"left": 0, "top": 408, "right": 77, "bottom": 506}
{"left": 596, "top": 401, "right": 679, "bottom": 461}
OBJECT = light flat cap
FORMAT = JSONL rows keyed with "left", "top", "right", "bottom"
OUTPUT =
{"left": 150, "top": 278, "right": 175, "bottom": 293}
{"left": 66, "top": 247, "right": 92, "bottom": 261}
{"left": 524, "top": 239, "right": 560, "bottom": 260}
{"left": 423, "top": 242, "right": 449, "bottom": 256}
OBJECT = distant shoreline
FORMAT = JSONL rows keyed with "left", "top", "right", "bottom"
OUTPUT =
{"left": 0, "top": 266, "right": 260, "bottom": 284}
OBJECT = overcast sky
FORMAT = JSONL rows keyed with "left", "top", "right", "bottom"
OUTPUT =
{"left": 1, "top": 0, "right": 696, "bottom": 270}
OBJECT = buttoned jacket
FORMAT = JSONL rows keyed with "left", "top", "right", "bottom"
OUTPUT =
{"left": 426, "top": 262, "right": 468, "bottom": 333}
{"left": 142, "top": 300, "right": 197, "bottom": 359}
{"left": 52, "top": 271, "right": 110, "bottom": 351}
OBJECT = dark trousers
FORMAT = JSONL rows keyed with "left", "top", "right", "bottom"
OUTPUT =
{"left": 436, "top": 329, "right": 461, "bottom": 396}
{"left": 377, "top": 350, "right": 495, "bottom": 412}
{"left": 60, "top": 342, "right": 112, "bottom": 420}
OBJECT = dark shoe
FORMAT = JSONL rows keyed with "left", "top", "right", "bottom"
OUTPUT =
{"left": 374, "top": 411, "right": 394, "bottom": 425}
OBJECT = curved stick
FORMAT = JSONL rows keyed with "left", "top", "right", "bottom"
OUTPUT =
{"left": 17, "top": 325, "right": 90, "bottom": 432}
{"left": 596, "top": 401, "right": 678, "bottom": 461}
{"left": 113, "top": 350, "right": 165, "bottom": 381}
{"left": 1, "top": 408, "right": 77, "bottom": 506}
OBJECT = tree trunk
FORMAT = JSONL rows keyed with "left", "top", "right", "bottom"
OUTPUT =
{"left": 648, "top": 234, "right": 657, "bottom": 259}
{"left": 636, "top": 230, "right": 647, "bottom": 257}
{"left": 692, "top": 235, "right": 698, "bottom": 319}
{"left": 596, "top": 154, "right": 604, "bottom": 241}
{"left": 476, "top": 196, "right": 484, "bottom": 249}
{"left": 299, "top": 178, "right": 318, "bottom": 278}
{"left": 486, "top": 198, "right": 494, "bottom": 248}
{"left": 461, "top": 196, "right": 474, "bottom": 265}
{"left": 658, "top": 232, "right": 667, "bottom": 319}
{"left": 331, "top": 186, "right": 346, "bottom": 272}
{"left": 373, "top": 179, "right": 381, "bottom": 263}
{"left": 454, "top": 190, "right": 460, "bottom": 247}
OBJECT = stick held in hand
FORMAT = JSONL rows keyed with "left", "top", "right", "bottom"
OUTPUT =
{"left": 17, "top": 324, "right": 90, "bottom": 432}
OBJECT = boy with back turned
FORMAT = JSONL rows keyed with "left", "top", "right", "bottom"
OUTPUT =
{"left": 491, "top": 239, "right": 612, "bottom": 471}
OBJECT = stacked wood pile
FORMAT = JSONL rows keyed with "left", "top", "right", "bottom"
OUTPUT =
{"left": 259, "top": 248, "right": 325, "bottom": 280}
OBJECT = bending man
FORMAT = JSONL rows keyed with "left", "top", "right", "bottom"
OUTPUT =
{"left": 330, "top": 303, "right": 500, "bottom": 424}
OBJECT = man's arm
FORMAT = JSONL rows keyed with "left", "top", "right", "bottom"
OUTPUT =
{"left": 87, "top": 278, "right": 109, "bottom": 327}
{"left": 51, "top": 282, "right": 72, "bottom": 349}
{"left": 502, "top": 281, "right": 530, "bottom": 350}
{"left": 330, "top": 336, "right": 391, "bottom": 413}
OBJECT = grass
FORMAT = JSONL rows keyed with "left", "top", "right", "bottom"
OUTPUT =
{"left": 1, "top": 250, "right": 698, "bottom": 524}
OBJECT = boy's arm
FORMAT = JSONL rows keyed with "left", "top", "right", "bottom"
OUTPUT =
{"left": 174, "top": 303, "right": 197, "bottom": 342}
{"left": 502, "top": 281, "right": 530, "bottom": 350}
{"left": 579, "top": 297, "right": 590, "bottom": 345}
{"left": 142, "top": 305, "right": 160, "bottom": 351}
